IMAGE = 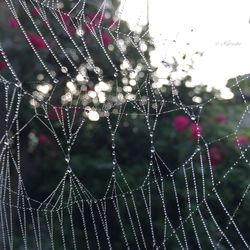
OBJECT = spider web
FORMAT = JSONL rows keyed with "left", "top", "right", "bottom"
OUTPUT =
{"left": 0, "top": 0, "right": 250, "bottom": 249}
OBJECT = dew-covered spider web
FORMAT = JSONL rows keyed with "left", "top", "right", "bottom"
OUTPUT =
{"left": 0, "top": 0, "right": 250, "bottom": 249}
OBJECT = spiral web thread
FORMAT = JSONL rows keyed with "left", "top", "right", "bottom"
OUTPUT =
{"left": 0, "top": 0, "right": 250, "bottom": 249}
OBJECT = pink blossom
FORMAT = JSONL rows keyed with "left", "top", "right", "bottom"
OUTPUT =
{"left": 190, "top": 123, "right": 202, "bottom": 139}
{"left": 83, "top": 24, "right": 92, "bottom": 33}
{"left": 31, "top": 7, "right": 40, "bottom": 16}
{"left": 102, "top": 33, "right": 112, "bottom": 46}
{"left": 108, "top": 18, "right": 116, "bottom": 27}
{"left": 84, "top": 12, "right": 113, "bottom": 33}
{"left": 28, "top": 33, "right": 47, "bottom": 49}
{"left": 173, "top": 115, "right": 190, "bottom": 132}
{"left": 58, "top": 12, "right": 70, "bottom": 24}
{"left": 217, "top": 114, "right": 226, "bottom": 123}
{"left": 83, "top": 23, "right": 98, "bottom": 33}
{"left": 57, "top": 12, "right": 75, "bottom": 35}
{"left": 235, "top": 135, "right": 248, "bottom": 147}
{"left": 86, "top": 12, "right": 103, "bottom": 26}
{"left": 8, "top": 18, "right": 18, "bottom": 29}
{"left": 82, "top": 12, "right": 103, "bottom": 33}
{"left": 42, "top": 20, "right": 49, "bottom": 28}
{"left": 48, "top": 107, "right": 64, "bottom": 120}
{"left": 209, "top": 144, "right": 223, "bottom": 167}
{"left": 73, "top": 107, "right": 81, "bottom": 113}
{"left": 38, "top": 134, "right": 50, "bottom": 144}
{"left": 0, "top": 62, "right": 7, "bottom": 71}
{"left": 67, "top": 26, "right": 75, "bottom": 35}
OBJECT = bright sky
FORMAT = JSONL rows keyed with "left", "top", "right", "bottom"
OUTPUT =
{"left": 121, "top": 0, "right": 250, "bottom": 94}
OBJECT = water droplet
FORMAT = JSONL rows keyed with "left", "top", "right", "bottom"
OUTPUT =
{"left": 77, "top": 27, "right": 84, "bottom": 36}
{"left": 104, "top": 110, "right": 110, "bottom": 117}
{"left": 150, "top": 132, "right": 153, "bottom": 138}
{"left": 53, "top": 79, "right": 59, "bottom": 84}
{"left": 4, "top": 140, "right": 9, "bottom": 146}
{"left": 98, "top": 75, "right": 103, "bottom": 81}
{"left": 67, "top": 167, "right": 72, "bottom": 174}
{"left": 61, "top": 66, "right": 68, "bottom": 73}
{"left": 151, "top": 146, "right": 155, "bottom": 153}
{"left": 114, "top": 72, "right": 118, "bottom": 78}
{"left": 65, "top": 156, "right": 70, "bottom": 163}
{"left": 148, "top": 67, "right": 157, "bottom": 73}
{"left": 161, "top": 60, "right": 170, "bottom": 67}
{"left": 15, "top": 82, "right": 21, "bottom": 88}
{"left": 172, "top": 89, "right": 178, "bottom": 96}
{"left": 191, "top": 115, "right": 195, "bottom": 121}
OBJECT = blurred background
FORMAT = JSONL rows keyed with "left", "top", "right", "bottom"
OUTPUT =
{"left": 0, "top": 0, "right": 250, "bottom": 249}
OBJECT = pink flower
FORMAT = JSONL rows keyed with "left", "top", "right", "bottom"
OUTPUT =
{"left": 83, "top": 25, "right": 91, "bottom": 33}
{"left": 58, "top": 12, "right": 70, "bottom": 24}
{"left": 67, "top": 26, "right": 75, "bottom": 35}
{"left": 82, "top": 12, "right": 103, "bottom": 33}
{"left": 173, "top": 115, "right": 190, "bottom": 132}
{"left": 190, "top": 123, "right": 202, "bottom": 139}
{"left": 31, "top": 7, "right": 40, "bottom": 16}
{"left": 0, "top": 62, "right": 7, "bottom": 71}
{"left": 73, "top": 107, "right": 81, "bottom": 113}
{"left": 28, "top": 33, "right": 47, "bottom": 49}
{"left": 57, "top": 12, "right": 75, "bottom": 35}
{"left": 217, "top": 114, "right": 226, "bottom": 123}
{"left": 8, "top": 17, "right": 18, "bottom": 29}
{"left": 102, "top": 33, "right": 112, "bottom": 46}
{"left": 38, "top": 134, "right": 50, "bottom": 144}
{"left": 235, "top": 135, "right": 248, "bottom": 147}
{"left": 86, "top": 12, "right": 103, "bottom": 26}
{"left": 83, "top": 12, "right": 115, "bottom": 34}
{"left": 209, "top": 144, "right": 223, "bottom": 167}
{"left": 48, "top": 107, "right": 64, "bottom": 120}
{"left": 42, "top": 20, "right": 49, "bottom": 28}
{"left": 108, "top": 18, "right": 117, "bottom": 27}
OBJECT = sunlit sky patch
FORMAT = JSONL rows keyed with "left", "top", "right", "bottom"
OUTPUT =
{"left": 121, "top": 0, "right": 250, "bottom": 93}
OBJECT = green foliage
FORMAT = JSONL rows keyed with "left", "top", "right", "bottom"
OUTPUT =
{"left": 1, "top": 0, "right": 250, "bottom": 249}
